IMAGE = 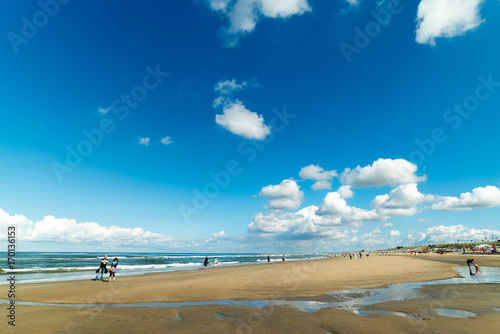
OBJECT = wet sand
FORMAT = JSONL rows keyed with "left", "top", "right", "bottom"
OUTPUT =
{"left": 1, "top": 254, "right": 499, "bottom": 333}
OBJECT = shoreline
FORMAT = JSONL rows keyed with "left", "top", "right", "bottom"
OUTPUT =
{"left": 3, "top": 255, "right": 460, "bottom": 304}
{"left": 2, "top": 254, "right": 499, "bottom": 333}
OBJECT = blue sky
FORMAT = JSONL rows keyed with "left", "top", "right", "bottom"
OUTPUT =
{"left": 1, "top": 0, "right": 500, "bottom": 253}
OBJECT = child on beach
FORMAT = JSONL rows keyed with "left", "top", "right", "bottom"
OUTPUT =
{"left": 109, "top": 258, "right": 118, "bottom": 282}
{"left": 214, "top": 257, "right": 218, "bottom": 268}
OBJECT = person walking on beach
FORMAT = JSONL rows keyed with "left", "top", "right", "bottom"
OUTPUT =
{"left": 349, "top": 253, "right": 352, "bottom": 260}
{"left": 282, "top": 255, "right": 285, "bottom": 262}
{"left": 359, "top": 252, "right": 362, "bottom": 259}
{"left": 94, "top": 255, "right": 109, "bottom": 281}
{"left": 203, "top": 256, "right": 209, "bottom": 269}
{"left": 214, "top": 257, "right": 218, "bottom": 268}
{"left": 267, "top": 255, "right": 270, "bottom": 263}
{"left": 109, "top": 257, "right": 118, "bottom": 282}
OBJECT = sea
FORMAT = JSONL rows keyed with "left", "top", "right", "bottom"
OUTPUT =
{"left": 1, "top": 252, "right": 325, "bottom": 285}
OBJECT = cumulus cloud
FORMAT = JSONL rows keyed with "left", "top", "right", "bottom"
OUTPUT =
{"left": 248, "top": 206, "right": 356, "bottom": 240}
{"left": 340, "top": 158, "right": 426, "bottom": 188}
{"left": 206, "top": 0, "right": 311, "bottom": 47}
{"left": 371, "top": 183, "right": 435, "bottom": 219}
{"left": 432, "top": 186, "right": 500, "bottom": 211}
{"left": 215, "top": 100, "right": 271, "bottom": 140}
{"left": 300, "top": 164, "right": 337, "bottom": 190}
{"left": 160, "top": 136, "right": 174, "bottom": 145}
{"left": 318, "top": 187, "right": 379, "bottom": 223}
{"left": 0, "top": 209, "right": 176, "bottom": 246}
{"left": 259, "top": 179, "right": 304, "bottom": 210}
{"left": 213, "top": 78, "right": 270, "bottom": 140}
{"left": 138, "top": 137, "right": 150, "bottom": 146}
{"left": 311, "top": 180, "right": 332, "bottom": 190}
{"left": 410, "top": 224, "right": 500, "bottom": 244}
{"left": 201, "top": 230, "right": 226, "bottom": 245}
{"left": 389, "top": 230, "right": 400, "bottom": 237}
{"left": 415, "top": 0, "right": 484, "bottom": 45}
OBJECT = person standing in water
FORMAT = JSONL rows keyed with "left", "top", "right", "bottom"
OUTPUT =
{"left": 214, "top": 257, "right": 218, "bottom": 268}
{"left": 203, "top": 256, "right": 209, "bottom": 269}
{"left": 267, "top": 255, "right": 270, "bottom": 263}
{"left": 282, "top": 255, "right": 285, "bottom": 262}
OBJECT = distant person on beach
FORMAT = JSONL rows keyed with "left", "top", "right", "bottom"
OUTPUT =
{"left": 282, "top": 255, "right": 285, "bottom": 262}
{"left": 109, "top": 257, "right": 118, "bottom": 282}
{"left": 203, "top": 256, "right": 209, "bottom": 269}
{"left": 359, "top": 252, "right": 362, "bottom": 259}
{"left": 94, "top": 255, "right": 109, "bottom": 281}
{"left": 349, "top": 253, "right": 352, "bottom": 260}
{"left": 214, "top": 257, "right": 218, "bottom": 268}
{"left": 267, "top": 255, "right": 270, "bottom": 263}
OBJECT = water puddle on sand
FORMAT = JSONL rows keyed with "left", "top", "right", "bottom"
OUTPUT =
{"left": 1, "top": 266, "right": 499, "bottom": 318}
{"left": 176, "top": 313, "right": 182, "bottom": 321}
{"left": 434, "top": 309, "right": 476, "bottom": 318}
{"left": 214, "top": 313, "right": 237, "bottom": 320}
{"left": 357, "top": 310, "right": 421, "bottom": 319}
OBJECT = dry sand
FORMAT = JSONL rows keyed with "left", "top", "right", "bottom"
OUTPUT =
{"left": 1, "top": 254, "right": 499, "bottom": 333}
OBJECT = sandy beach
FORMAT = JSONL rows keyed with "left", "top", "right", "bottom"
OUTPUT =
{"left": 2, "top": 254, "right": 499, "bottom": 333}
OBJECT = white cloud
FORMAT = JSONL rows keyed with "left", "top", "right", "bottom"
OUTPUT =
{"left": 418, "top": 218, "right": 431, "bottom": 223}
{"left": 160, "top": 136, "right": 173, "bottom": 146}
{"left": 371, "top": 183, "right": 435, "bottom": 219}
{"left": 0, "top": 209, "right": 175, "bottom": 246}
{"left": 259, "top": 179, "right": 304, "bottom": 210}
{"left": 208, "top": 0, "right": 231, "bottom": 11}
{"left": 259, "top": 0, "right": 312, "bottom": 18}
{"left": 346, "top": 0, "right": 360, "bottom": 6}
{"left": 206, "top": 0, "right": 311, "bottom": 47}
{"left": 299, "top": 164, "right": 337, "bottom": 180}
{"left": 201, "top": 230, "right": 226, "bottom": 245}
{"left": 97, "top": 106, "right": 110, "bottom": 115}
{"left": 311, "top": 180, "right": 332, "bottom": 190}
{"left": 138, "top": 137, "right": 150, "bottom": 146}
{"left": 432, "top": 186, "right": 500, "bottom": 211}
{"left": 214, "top": 79, "right": 248, "bottom": 95}
{"left": 215, "top": 100, "right": 271, "bottom": 140}
{"left": 415, "top": 0, "right": 484, "bottom": 45}
{"left": 248, "top": 206, "right": 354, "bottom": 239}
{"left": 337, "top": 185, "right": 354, "bottom": 199}
{"left": 389, "top": 230, "right": 400, "bottom": 237}
{"left": 318, "top": 187, "right": 379, "bottom": 223}
{"left": 415, "top": 224, "right": 500, "bottom": 244}
{"left": 300, "top": 164, "right": 338, "bottom": 190}
{"left": 340, "top": 158, "right": 426, "bottom": 188}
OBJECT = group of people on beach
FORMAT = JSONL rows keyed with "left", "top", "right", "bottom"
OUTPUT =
{"left": 203, "top": 256, "right": 219, "bottom": 268}
{"left": 202, "top": 254, "right": 284, "bottom": 268}
{"left": 94, "top": 255, "right": 118, "bottom": 282}
{"left": 348, "top": 252, "right": 363, "bottom": 260}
